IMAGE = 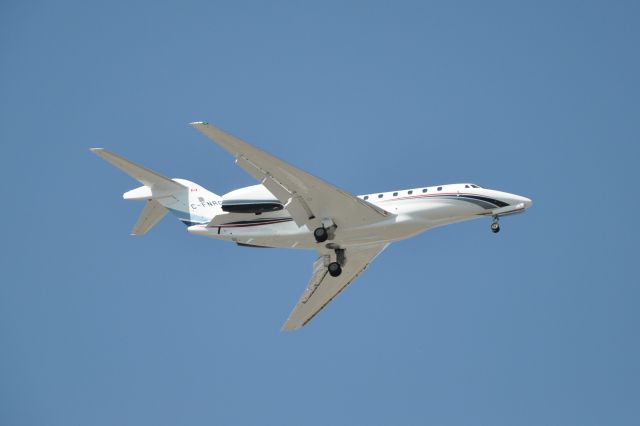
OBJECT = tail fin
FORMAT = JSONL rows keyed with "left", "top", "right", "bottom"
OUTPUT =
{"left": 91, "top": 148, "right": 222, "bottom": 234}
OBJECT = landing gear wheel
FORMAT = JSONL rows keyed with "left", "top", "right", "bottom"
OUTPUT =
{"left": 491, "top": 222, "right": 500, "bottom": 233}
{"left": 314, "top": 227, "right": 328, "bottom": 243}
{"left": 328, "top": 262, "right": 342, "bottom": 277}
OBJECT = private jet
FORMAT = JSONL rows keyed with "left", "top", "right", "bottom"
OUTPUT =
{"left": 91, "top": 122, "right": 532, "bottom": 331}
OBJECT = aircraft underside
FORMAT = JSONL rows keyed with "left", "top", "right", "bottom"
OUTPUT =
{"left": 188, "top": 197, "right": 492, "bottom": 249}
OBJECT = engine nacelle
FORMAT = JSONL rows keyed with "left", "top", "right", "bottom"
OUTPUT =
{"left": 221, "top": 184, "right": 283, "bottom": 214}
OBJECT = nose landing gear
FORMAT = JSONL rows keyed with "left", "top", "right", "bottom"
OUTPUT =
{"left": 490, "top": 216, "right": 500, "bottom": 233}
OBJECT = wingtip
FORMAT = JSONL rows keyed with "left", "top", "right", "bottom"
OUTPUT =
{"left": 280, "top": 322, "right": 300, "bottom": 332}
{"left": 90, "top": 147, "right": 104, "bottom": 152}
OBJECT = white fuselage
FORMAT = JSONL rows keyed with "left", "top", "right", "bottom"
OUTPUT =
{"left": 187, "top": 183, "right": 532, "bottom": 249}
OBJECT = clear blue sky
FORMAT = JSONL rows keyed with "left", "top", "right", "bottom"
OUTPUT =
{"left": 1, "top": 1, "right": 639, "bottom": 425}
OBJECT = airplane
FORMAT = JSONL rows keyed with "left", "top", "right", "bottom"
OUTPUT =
{"left": 91, "top": 122, "right": 532, "bottom": 331}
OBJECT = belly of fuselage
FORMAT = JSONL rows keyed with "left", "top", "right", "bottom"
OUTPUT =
{"left": 188, "top": 197, "right": 486, "bottom": 249}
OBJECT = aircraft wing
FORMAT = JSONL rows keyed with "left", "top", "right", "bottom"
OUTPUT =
{"left": 282, "top": 243, "right": 389, "bottom": 331}
{"left": 190, "top": 122, "right": 391, "bottom": 229}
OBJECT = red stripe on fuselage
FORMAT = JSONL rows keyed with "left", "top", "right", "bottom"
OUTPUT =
{"left": 376, "top": 192, "right": 461, "bottom": 203}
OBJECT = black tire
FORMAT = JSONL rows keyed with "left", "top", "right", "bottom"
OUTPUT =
{"left": 491, "top": 223, "right": 500, "bottom": 233}
{"left": 314, "top": 227, "right": 328, "bottom": 243}
{"left": 328, "top": 262, "right": 342, "bottom": 277}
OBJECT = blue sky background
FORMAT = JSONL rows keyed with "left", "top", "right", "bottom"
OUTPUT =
{"left": 1, "top": 1, "right": 639, "bottom": 425}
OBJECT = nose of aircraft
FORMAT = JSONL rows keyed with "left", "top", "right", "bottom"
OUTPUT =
{"left": 520, "top": 196, "right": 533, "bottom": 209}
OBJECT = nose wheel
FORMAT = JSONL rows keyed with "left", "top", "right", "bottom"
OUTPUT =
{"left": 490, "top": 217, "right": 500, "bottom": 233}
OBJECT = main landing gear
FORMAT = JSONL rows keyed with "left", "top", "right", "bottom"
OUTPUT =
{"left": 328, "top": 262, "right": 342, "bottom": 277}
{"left": 491, "top": 216, "right": 500, "bottom": 233}
{"left": 314, "top": 219, "right": 337, "bottom": 243}
{"left": 326, "top": 248, "right": 345, "bottom": 277}
{"left": 315, "top": 220, "right": 343, "bottom": 276}
{"left": 314, "top": 226, "right": 329, "bottom": 243}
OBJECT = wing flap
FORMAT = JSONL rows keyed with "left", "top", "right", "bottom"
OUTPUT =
{"left": 300, "top": 258, "right": 329, "bottom": 304}
{"left": 282, "top": 243, "right": 389, "bottom": 331}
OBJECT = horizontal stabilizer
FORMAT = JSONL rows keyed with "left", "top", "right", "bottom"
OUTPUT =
{"left": 90, "top": 148, "right": 185, "bottom": 192}
{"left": 131, "top": 200, "right": 167, "bottom": 235}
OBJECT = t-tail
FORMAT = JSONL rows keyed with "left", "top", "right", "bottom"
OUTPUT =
{"left": 90, "top": 148, "right": 222, "bottom": 234}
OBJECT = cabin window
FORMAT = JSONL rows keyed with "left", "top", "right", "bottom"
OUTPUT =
{"left": 393, "top": 192, "right": 398, "bottom": 196}
{"left": 437, "top": 187, "right": 442, "bottom": 191}
{"left": 364, "top": 195, "right": 369, "bottom": 200}
{"left": 408, "top": 190, "right": 413, "bottom": 195}
{"left": 422, "top": 188, "right": 428, "bottom": 193}
{"left": 378, "top": 194, "right": 383, "bottom": 198}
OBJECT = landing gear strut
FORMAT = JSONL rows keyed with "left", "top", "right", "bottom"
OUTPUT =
{"left": 491, "top": 216, "right": 500, "bottom": 233}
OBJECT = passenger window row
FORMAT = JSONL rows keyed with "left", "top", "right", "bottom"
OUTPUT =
{"left": 362, "top": 184, "right": 479, "bottom": 200}
{"left": 363, "top": 186, "right": 439, "bottom": 200}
